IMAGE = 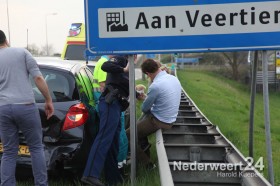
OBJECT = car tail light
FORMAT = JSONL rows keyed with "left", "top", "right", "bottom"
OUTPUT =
{"left": 63, "top": 103, "right": 89, "bottom": 130}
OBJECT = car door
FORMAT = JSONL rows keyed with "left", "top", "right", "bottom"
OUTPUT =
{"left": 75, "top": 67, "right": 99, "bottom": 137}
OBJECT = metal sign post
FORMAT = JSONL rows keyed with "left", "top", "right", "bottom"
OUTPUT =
{"left": 249, "top": 51, "right": 258, "bottom": 158}
{"left": 128, "top": 55, "right": 137, "bottom": 185}
{"left": 262, "top": 51, "right": 275, "bottom": 185}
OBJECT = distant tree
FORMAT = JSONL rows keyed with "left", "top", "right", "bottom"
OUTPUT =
{"left": 222, "top": 51, "right": 248, "bottom": 80}
{"left": 199, "top": 52, "right": 225, "bottom": 65}
{"left": 26, "top": 44, "right": 40, "bottom": 56}
{"left": 48, "top": 44, "right": 55, "bottom": 56}
{"left": 184, "top": 51, "right": 249, "bottom": 81}
{"left": 161, "top": 54, "right": 172, "bottom": 63}
{"left": 41, "top": 44, "right": 55, "bottom": 56}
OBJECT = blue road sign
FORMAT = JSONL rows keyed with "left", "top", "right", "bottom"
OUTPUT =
{"left": 146, "top": 54, "right": 156, "bottom": 59}
{"left": 176, "top": 58, "right": 199, "bottom": 63}
{"left": 84, "top": 0, "right": 280, "bottom": 55}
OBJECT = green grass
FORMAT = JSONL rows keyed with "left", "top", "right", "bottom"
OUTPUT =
{"left": 177, "top": 69, "right": 280, "bottom": 185}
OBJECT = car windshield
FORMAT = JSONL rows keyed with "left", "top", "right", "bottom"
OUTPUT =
{"left": 30, "top": 68, "right": 76, "bottom": 103}
{"left": 64, "top": 45, "right": 86, "bottom": 60}
{"left": 64, "top": 44, "right": 101, "bottom": 62}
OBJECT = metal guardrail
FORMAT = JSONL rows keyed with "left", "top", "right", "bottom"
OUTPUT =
{"left": 256, "top": 71, "right": 277, "bottom": 85}
{"left": 156, "top": 129, "right": 174, "bottom": 186}
{"left": 156, "top": 68, "right": 272, "bottom": 186}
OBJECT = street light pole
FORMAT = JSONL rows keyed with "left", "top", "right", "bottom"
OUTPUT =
{"left": 45, "top": 13, "right": 57, "bottom": 56}
{"left": 27, "top": 28, "right": 28, "bottom": 50}
{"left": 6, "top": 0, "right": 11, "bottom": 45}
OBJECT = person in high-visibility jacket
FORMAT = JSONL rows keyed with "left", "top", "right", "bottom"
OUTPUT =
{"left": 91, "top": 55, "right": 128, "bottom": 178}
{"left": 92, "top": 55, "right": 110, "bottom": 103}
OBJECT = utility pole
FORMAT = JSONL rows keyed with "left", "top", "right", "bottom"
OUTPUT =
{"left": 27, "top": 29, "right": 29, "bottom": 50}
{"left": 6, "top": 0, "right": 11, "bottom": 45}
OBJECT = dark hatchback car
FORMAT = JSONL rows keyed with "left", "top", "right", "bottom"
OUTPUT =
{"left": 0, "top": 57, "right": 98, "bottom": 177}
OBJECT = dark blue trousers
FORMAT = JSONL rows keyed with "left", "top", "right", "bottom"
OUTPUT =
{"left": 0, "top": 104, "right": 47, "bottom": 186}
{"left": 83, "top": 96, "right": 122, "bottom": 185}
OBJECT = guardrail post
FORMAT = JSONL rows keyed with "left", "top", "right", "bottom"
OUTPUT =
{"left": 156, "top": 129, "right": 174, "bottom": 186}
{"left": 249, "top": 51, "right": 258, "bottom": 158}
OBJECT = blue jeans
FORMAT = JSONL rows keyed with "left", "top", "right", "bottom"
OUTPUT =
{"left": 83, "top": 97, "right": 122, "bottom": 185}
{"left": 94, "top": 92, "right": 128, "bottom": 167}
{"left": 0, "top": 104, "right": 47, "bottom": 186}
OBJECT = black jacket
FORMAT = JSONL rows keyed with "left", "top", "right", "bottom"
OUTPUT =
{"left": 101, "top": 56, "right": 129, "bottom": 98}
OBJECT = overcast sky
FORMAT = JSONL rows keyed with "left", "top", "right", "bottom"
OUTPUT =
{"left": 0, "top": 0, "right": 85, "bottom": 54}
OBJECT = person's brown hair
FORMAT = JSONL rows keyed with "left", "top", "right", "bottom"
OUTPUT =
{"left": 141, "top": 58, "right": 159, "bottom": 74}
{"left": 0, "top": 30, "right": 7, "bottom": 45}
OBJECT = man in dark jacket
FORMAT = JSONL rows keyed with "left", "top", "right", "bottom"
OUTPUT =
{"left": 82, "top": 55, "right": 129, "bottom": 186}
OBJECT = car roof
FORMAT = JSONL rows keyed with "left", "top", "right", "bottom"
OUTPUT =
{"left": 35, "top": 57, "right": 95, "bottom": 73}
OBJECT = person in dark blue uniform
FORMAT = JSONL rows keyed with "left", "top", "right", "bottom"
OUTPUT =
{"left": 82, "top": 55, "right": 130, "bottom": 186}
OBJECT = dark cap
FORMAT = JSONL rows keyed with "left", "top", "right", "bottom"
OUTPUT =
{"left": 0, "top": 30, "right": 7, "bottom": 44}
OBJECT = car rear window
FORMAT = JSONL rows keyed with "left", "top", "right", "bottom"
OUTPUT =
{"left": 30, "top": 68, "right": 78, "bottom": 103}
